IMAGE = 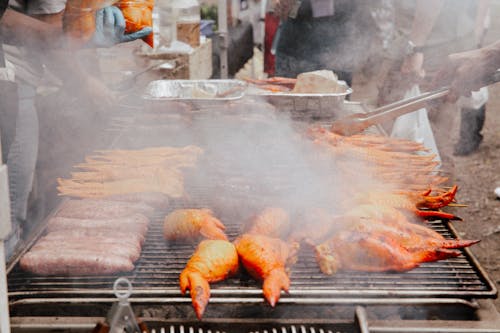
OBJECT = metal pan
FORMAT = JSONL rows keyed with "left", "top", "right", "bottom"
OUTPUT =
{"left": 142, "top": 79, "right": 247, "bottom": 102}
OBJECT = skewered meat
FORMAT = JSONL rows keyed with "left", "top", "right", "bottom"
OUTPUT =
{"left": 163, "top": 209, "right": 228, "bottom": 241}
{"left": 55, "top": 199, "right": 155, "bottom": 219}
{"left": 307, "top": 127, "right": 447, "bottom": 192}
{"left": 234, "top": 233, "right": 298, "bottom": 307}
{"left": 180, "top": 240, "right": 239, "bottom": 319}
{"left": 58, "top": 146, "right": 203, "bottom": 199}
{"left": 47, "top": 214, "right": 149, "bottom": 235}
{"left": 57, "top": 169, "right": 185, "bottom": 199}
{"left": 20, "top": 250, "right": 134, "bottom": 276}
{"left": 245, "top": 207, "right": 290, "bottom": 238}
{"left": 354, "top": 186, "right": 460, "bottom": 220}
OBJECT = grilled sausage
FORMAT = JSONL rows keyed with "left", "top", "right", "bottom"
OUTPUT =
{"left": 20, "top": 250, "right": 134, "bottom": 276}
{"left": 31, "top": 239, "right": 141, "bottom": 262}
{"left": 46, "top": 214, "right": 149, "bottom": 235}
{"left": 55, "top": 199, "right": 155, "bottom": 219}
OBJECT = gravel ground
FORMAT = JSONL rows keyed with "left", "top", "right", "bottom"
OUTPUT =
{"left": 451, "top": 82, "right": 500, "bottom": 313}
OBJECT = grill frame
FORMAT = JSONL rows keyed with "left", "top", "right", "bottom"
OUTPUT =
{"left": 6, "top": 98, "right": 498, "bottom": 323}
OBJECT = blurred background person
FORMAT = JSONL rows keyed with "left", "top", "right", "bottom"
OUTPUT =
{"left": 434, "top": 40, "right": 500, "bottom": 101}
{"left": 377, "top": 0, "right": 491, "bottom": 163}
{"left": 271, "top": 0, "right": 378, "bottom": 87}
{"left": 0, "top": 0, "right": 151, "bottom": 259}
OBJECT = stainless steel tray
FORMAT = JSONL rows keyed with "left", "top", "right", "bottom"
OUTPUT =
{"left": 247, "top": 81, "right": 352, "bottom": 116}
{"left": 142, "top": 79, "right": 247, "bottom": 101}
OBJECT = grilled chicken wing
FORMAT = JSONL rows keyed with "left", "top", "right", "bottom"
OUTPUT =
{"left": 180, "top": 240, "right": 239, "bottom": 319}
{"left": 163, "top": 209, "right": 228, "bottom": 241}
{"left": 245, "top": 207, "right": 291, "bottom": 238}
{"left": 234, "top": 233, "right": 297, "bottom": 307}
{"left": 315, "top": 230, "right": 463, "bottom": 274}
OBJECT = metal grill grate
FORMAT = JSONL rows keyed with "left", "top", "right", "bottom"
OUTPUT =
{"left": 147, "top": 324, "right": 355, "bottom": 333}
{"left": 6, "top": 103, "right": 498, "bottom": 311}
{"left": 7, "top": 213, "right": 496, "bottom": 306}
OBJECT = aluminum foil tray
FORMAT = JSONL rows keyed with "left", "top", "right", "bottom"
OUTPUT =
{"left": 142, "top": 79, "right": 247, "bottom": 101}
{"left": 248, "top": 81, "right": 352, "bottom": 116}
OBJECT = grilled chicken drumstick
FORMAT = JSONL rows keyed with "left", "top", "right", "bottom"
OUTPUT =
{"left": 180, "top": 240, "right": 239, "bottom": 319}
{"left": 234, "top": 233, "right": 297, "bottom": 307}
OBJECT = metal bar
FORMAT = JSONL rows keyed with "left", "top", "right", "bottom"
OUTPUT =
{"left": 355, "top": 306, "right": 370, "bottom": 333}
{"left": 217, "top": 0, "right": 228, "bottom": 79}
{"left": 7, "top": 210, "right": 497, "bottom": 309}
{"left": 0, "top": 242, "right": 12, "bottom": 333}
{"left": 369, "top": 325, "right": 500, "bottom": 333}
{"left": 8, "top": 297, "right": 480, "bottom": 309}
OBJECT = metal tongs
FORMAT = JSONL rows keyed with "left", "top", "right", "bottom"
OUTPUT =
{"left": 330, "top": 87, "right": 450, "bottom": 136}
{"left": 331, "top": 69, "right": 500, "bottom": 136}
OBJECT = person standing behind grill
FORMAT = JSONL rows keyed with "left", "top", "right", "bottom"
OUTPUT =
{"left": 378, "top": 0, "right": 491, "bottom": 159}
{"left": 271, "top": 0, "right": 377, "bottom": 87}
{"left": 0, "top": 0, "right": 151, "bottom": 259}
{"left": 433, "top": 40, "right": 500, "bottom": 102}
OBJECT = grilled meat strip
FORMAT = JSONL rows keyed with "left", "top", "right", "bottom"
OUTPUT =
{"left": 20, "top": 250, "right": 134, "bottom": 276}
{"left": 55, "top": 199, "right": 155, "bottom": 219}
{"left": 47, "top": 214, "right": 149, "bottom": 235}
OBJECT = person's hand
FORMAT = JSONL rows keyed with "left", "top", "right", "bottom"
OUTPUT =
{"left": 272, "top": 0, "right": 295, "bottom": 20}
{"left": 400, "top": 52, "right": 425, "bottom": 81}
{"left": 433, "top": 47, "right": 497, "bottom": 102}
{"left": 88, "top": 6, "right": 152, "bottom": 48}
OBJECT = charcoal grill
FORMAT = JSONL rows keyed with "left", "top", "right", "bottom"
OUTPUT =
{"left": 6, "top": 209, "right": 500, "bottom": 332}
{"left": 5, "top": 97, "right": 500, "bottom": 332}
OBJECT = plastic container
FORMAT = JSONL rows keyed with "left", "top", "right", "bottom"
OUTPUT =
{"left": 155, "top": 0, "right": 175, "bottom": 48}
{"left": 172, "top": 0, "right": 201, "bottom": 48}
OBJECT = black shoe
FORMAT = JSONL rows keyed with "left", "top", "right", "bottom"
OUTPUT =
{"left": 453, "top": 105, "right": 486, "bottom": 156}
{"left": 454, "top": 133, "right": 483, "bottom": 156}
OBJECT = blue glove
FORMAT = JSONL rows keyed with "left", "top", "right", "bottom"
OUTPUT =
{"left": 88, "top": 6, "right": 152, "bottom": 48}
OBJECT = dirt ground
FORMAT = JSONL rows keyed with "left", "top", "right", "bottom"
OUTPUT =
{"left": 451, "top": 83, "right": 500, "bottom": 313}
{"left": 434, "top": 2, "right": 500, "bottom": 313}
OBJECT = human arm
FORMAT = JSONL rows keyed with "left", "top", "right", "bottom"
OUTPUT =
{"left": 1, "top": 6, "right": 151, "bottom": 49}
{"left": 0, "top": 8, "right": 116, "bottom": 107}
{"left": 1, "top": 8, "right": 64, "bottom": 49}
{"left": 475, "top": 0, "right": 490, "bottom": 47}
{"left": 400, "top": 0, "right": 445, "bottom": 77}
{"left": 433, "top": 40, "right": 500, "bottom": 102}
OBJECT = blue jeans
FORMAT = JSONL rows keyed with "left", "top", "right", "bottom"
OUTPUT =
{"left": 4, "top": 83, "right": 38, "bottom": 259}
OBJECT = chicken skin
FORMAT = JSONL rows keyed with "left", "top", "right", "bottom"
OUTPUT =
{"left": 315, "top": 230, "right": 464, "bottom": 274}
{"left": 180, "top": 240, "right": 239, "bottom": 319}
{"left": 163, "top": 208, "right": 228, "bottom": 241}
{"left": 234, "top": 233, "right": 297, "bottom": 307}
{"left": 245, "top": 207, "right": 291, "bottom": 238}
